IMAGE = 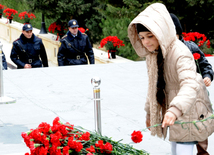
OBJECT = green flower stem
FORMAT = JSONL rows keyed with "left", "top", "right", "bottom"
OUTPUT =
{"left": 196, "top": 60, "right": 202, "bottom": 75}
{"left": 142, "top": 114, "right": 214, "bottom": 132}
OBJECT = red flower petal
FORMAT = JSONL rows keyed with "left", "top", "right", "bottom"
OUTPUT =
{"left": 131, "top": 130, "right": 143, "bottom": 143}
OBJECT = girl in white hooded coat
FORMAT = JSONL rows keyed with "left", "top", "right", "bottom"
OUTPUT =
{"left": 128, "top": 3, "right": 214, "bottom": 155}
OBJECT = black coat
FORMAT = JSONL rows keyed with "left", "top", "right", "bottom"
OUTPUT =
{"left": 57, "top": 30, "right": 94, "bottom": 66}
{"left": 2, "top": 51, "right": 7, "bottom": 70}
{"left": 181, "top": 37, "right": 214, "bottom": 81}
{"left": 10, "top": 34, "right": 48, "bottom": 69}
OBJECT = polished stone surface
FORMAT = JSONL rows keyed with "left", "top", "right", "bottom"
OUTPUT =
{"left": 0, "top": 57, "right": 213, "bottom": 155}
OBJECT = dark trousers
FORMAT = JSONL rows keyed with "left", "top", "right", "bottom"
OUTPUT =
{"left": 197, "top": 139, "right": 209, "bottom": 155}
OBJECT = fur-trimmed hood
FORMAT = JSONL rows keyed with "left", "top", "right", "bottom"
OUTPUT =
{"left": 128, "top": 3, "right": 177, "bottom": 58}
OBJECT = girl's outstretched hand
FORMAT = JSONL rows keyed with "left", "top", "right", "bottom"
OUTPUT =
{"left": 162, "top": 111, "right": 176, "bottom": 128}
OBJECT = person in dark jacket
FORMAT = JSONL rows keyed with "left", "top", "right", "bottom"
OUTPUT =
{"left": 10, "top": 24, "right": 49, "bottom": 69}
{"left": 2, "top": 51, "right": 7, "bottom": 70}
{"left": 57, "top": 19, "right": 94, "bottom": 66}
{"left": 170, "top": 13, "right": 213, "bottom": 155}
{"left": 0, "top": 41, "right": 7, "bottom": 70}
{"left": 170, "top": 13, "right": 213, "bottom": 87}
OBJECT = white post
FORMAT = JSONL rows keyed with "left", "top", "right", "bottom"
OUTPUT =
{"left": 91, "top": 77, "right": 101, "bottom": 135}
{"left": 0, "top": 42, "right": 16, "bottom": 104}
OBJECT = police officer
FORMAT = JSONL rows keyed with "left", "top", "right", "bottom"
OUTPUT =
{"left": 10, "top": 24, "right": 48, "bottom": 69}
{"left": 57, "top": 19, "right": 94, "bottom": 66}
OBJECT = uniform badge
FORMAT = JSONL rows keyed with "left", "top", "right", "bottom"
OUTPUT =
{"left": 73, "top": 21, "right": 76, "bottom": 25}
{"left": 27, "top": 24, "right": 31, "bottom": 28}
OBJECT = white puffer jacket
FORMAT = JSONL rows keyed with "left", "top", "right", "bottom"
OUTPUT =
{"left": 128, "top": 3, "right": 214, "bottom": 142}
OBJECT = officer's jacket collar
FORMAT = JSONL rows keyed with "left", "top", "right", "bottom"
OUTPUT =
{"left": 67, "top": 31, "right": 82, "bottom": 41}
{"left": 20, "top": 33, "right": 36, "bottom": 43}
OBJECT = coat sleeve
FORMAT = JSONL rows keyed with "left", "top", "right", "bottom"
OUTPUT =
{"left": 185, "top": 41, "right": 213, "bottom": 81}
{"left": 10, "top": 42, "right": 26, "bottom": 68}
{"left": 39, "top": 41, "right": 48, "bottom": 67}
{"left": 57, "top": 40, "right": 66, "bottom": 66}
{"left": 194, "top": 48, "right": 213, "bottom": 81}
{"left": 2, "top": 51, "right": 7, "bottom": 70}
{"left": 84, "top": 36, "right": 94, "bottom": 64}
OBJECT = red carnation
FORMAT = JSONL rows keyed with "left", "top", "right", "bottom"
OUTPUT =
{"left": 78, "top": 27, "right": 86, "bottom": 33}
{"left": 104, "top": 142, "right": 113, "bottom": 154}
{"left": 95, "top": 140, "right": 105, "bottom": 153}
{"left": 86, "top": 145, "right": 95, "bottom": 153}
{"left": 131, "top": 130, "right": 143, "bottom": 143}
{"left": 193, "top": 53, "right": 201, "bottom": 60}
{"left": 63, "top": 146, "right": 70, "bottom": 155}
{"left": 79, "top": 131, "right": 90, "bottom": 141}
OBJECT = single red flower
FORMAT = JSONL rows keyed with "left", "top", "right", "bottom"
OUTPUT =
{"left": 193, "top": 53, "right": 201, "bottom": 60}
{"left": 131, "top": 130, "right": 143, "bottom": 143}
{"left": 104, "top": 142, "right": 113, "bottom": 154}
{"left": 86, "top": 145, "right": 95, "bottom": 153}
{"left": 95, "top": 140, "right": 105, "bottom": 153}
{"left": 79, "top": 131, "right": 90, "bottom": 141}
{"left": 63, "top": 146, "right": 70, "bottom": 155}
{"left": 78, "top": 27, "right": 86, "bottom": 33}
{"left": 75, "top": 142, "right": 83, "bottom": 152}
{"left": 38, "top": 122, "right": 51, "bottom": 134}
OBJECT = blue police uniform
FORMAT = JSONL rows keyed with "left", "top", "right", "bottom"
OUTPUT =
{"left": 57, "top": 19, "right": 94, "bottom": 66}
{"left": 10, "top": 24, "right": 48, "bottom": 69}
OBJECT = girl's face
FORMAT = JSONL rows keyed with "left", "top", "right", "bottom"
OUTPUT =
{"left": 138, "top": 31, "right": 159, "bottom": 52}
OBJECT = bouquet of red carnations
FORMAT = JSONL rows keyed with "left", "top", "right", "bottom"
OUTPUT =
{"left": 18, "top": 11, "right": 36, "bottom": 23}
{"left": 99, "top": 36, "right": 125, "bottom": 50}
{"left": 22, "top": 117, "right": 148, "bottom": 155}
{"left": 182, "top": 32, "right": 210, "bottom": 48}
{"left": 3, "top": 8, "right": 18, "bottom": 19}
{"left": 182, "top": 32, "right": 213, "bottom": 55}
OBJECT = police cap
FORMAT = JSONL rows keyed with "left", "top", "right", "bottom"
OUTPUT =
{"left": 23, "top": 24, "right": 33, "bottom": 31}
{"left": 68, "top": 19, "right": 79, "bottom": 28}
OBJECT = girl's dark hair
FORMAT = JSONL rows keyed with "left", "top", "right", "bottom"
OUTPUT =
{"left": 156, "top": 49, "right": 166, "bottom": 108}
{"left": 136, "top": 23, "right": 150, "bottom": 33}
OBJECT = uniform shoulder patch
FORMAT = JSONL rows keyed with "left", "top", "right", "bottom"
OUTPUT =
{"left": 14, "top": 38, "right": 20, "bottom": 42}
{"left": 61, "top": 35, "right": 67, "bottom": 40}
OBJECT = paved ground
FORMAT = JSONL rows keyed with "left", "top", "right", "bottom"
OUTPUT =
{"left": 0, "top": 55, "right": 213, "bottom": 155}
